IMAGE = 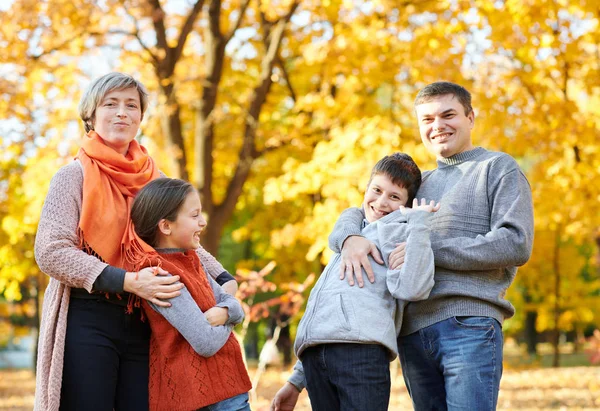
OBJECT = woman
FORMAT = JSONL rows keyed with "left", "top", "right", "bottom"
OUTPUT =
{"left": 34, "top": 72, "right": 237, "bottom": 411}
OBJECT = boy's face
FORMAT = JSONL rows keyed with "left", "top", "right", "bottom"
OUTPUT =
{"left": 363, "top": 174, "right": 409, "bottom": 223}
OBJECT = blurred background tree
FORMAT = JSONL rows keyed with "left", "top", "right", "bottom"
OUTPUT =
{"left": 0, "top": 0, "right": 599, "bottom": 364}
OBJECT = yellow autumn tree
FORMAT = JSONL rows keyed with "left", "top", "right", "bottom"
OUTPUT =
{"left": 1, "top": 1, "right": 599, "bottom": 357}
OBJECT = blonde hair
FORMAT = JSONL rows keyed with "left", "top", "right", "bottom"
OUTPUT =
{"left": 78, "top": 72, "right": 149, "bottom": 132}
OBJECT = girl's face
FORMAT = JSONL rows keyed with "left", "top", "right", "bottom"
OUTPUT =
{"left": 157, "top": 190, "right": 207, "bottom": 250}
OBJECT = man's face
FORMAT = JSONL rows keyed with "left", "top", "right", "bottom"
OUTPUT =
{"left": 415, "top": 94, "right": 474, "bottom": 159}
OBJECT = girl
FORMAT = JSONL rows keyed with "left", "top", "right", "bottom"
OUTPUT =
{"left": 129, "top": 178, "right": 252, "bottom": 411}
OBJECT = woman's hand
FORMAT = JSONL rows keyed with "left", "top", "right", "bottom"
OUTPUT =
{"left": 204, "top": 306, "right": 229, "bottom": 326}
{"left": 123, "top": 267, "right": 184, "bottom": 307}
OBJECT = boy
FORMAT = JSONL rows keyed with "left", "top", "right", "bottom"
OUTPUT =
{"left": 271, "top": 153, "right": 439, "bottom": 411}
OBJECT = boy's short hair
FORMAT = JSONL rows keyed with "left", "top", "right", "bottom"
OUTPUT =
{"left": 414, "top": 81, "right": 472, "bottom": 116}
{"left": 369, "top": 153, "right": 421, "bottom": 205}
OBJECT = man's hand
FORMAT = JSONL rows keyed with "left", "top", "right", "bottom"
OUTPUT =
{"left": 339, "top": 236, "right": 383, "bottom": 287}
{"left": 389, "top": 242, "right": 406, "bottom": 270}
{"left": 271, "top": 382, "right": 301, "bottom": 411}
{"left": 204, "top": 306, "right": 229, "bottom": 326}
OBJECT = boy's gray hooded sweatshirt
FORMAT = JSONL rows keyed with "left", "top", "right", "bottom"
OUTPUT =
{"left": 288, "top": 209, "right": 435, "bottom": 390}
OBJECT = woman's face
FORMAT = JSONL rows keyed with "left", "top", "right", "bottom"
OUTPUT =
{"left": 93, "top": 87, "right": 142, "bottom": 155}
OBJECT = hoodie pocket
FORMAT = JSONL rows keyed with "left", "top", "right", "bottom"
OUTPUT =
{"left": 306, "top": 291, "right": 357, "bottom": 341}
{"left": 336, "top": 293, "right": 352, "bottom": 332}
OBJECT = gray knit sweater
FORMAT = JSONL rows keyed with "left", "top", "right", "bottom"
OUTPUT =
{"left": 329, "top": 147, "right": 534, "bottom": 336}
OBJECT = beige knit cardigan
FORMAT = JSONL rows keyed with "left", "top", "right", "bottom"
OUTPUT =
{"left": 33, "top": 161, "right": 229, "bottom": 411}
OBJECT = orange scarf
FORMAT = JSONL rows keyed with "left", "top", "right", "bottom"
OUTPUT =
{"left": 77, "top": 130, "right": 159, "bottom": 271}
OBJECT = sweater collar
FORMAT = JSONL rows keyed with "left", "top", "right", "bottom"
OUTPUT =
{"left": 437, "top": 147, "right": 486, "bottom": 167}
{"left": 155, "top": 247, "right": 188, "bottom": 254}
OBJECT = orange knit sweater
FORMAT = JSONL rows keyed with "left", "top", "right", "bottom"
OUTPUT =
{"left": 143, "top": 251, "right": 251, "bottom": 411}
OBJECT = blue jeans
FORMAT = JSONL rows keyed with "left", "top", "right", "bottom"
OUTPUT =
{"left": 301, "top": 343, "right": 390, "bottom": 411}
{"left": 198, "top": 392, "right": 251, "bottom": 411}
{"left": 398, "top": 316, "right": 503, "bottom": 411}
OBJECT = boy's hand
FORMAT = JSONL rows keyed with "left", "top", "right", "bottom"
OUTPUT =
{"left": 271, "top": 382, "right": 301, "bottom": 411}
{"left": 204, "top": 306, "right": 229, "bottom": 326}
{"left": 339, "top": 236, "right": 383, "bottom": 287}
{"left": 392, "top": 199, "right": 439, "bottom": 270}
{"left": 400, "top": 198, "right": 441, "bottom": 214}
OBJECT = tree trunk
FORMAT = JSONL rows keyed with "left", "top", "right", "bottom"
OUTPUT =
{"left": 198, "top": 2, "right": 299, "bottom": 256}
{"left": 202, "top": 209, "right": 228, "bottom": 256}
{"left": 552, "top": 228, "right": 561, "bottom": 367}
{"left": 524, "top": 310, "right": 538, "bottom": 356}
{"left": 159, "top": 83, "right": 188, "bottom": 180}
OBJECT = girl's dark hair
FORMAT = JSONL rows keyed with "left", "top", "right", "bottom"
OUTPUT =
{"left": 131, "top": 178, "right": 194, "bottom": 247}
{"left": 368, "top": 153, "right": 422, "bottom": 205}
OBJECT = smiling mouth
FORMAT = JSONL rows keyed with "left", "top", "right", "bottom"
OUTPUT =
{"left": 432, "top": 132, "right": 452, "bottom": 142}
{"left": 370, "top": 206, "right": 389, "bottom": 217}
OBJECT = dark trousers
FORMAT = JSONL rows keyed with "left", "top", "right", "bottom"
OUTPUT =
{"left": 302, "top": 343, "right": 391, "bottom": 411}
{"left": 60, "top": 297, "right": 151, "bottom": 411}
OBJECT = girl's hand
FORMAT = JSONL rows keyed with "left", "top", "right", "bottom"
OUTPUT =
{"left": 204, "top": 306, "right": 229, "bottom": 326}
{"left": 220, "top": 279, "right": 238, "bottom": 296}
{"left": 123, "top": 267, "right": 184, "bottom": 307}
{"left": 400, "top": 198, "right": 441, "bottom": 214}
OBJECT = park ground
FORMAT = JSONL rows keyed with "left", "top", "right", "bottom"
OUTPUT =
{"left": 1, "top": 366, "right": 599, "bottom": 410}
{"left": 1, "top": 342, "right": 599, "bottom": 410}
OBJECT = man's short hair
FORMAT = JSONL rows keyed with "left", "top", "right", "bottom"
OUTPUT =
{"left": 369, "top": 153, "right": 422, "bottom": 205}
{"left": 414, "top": 81, "right": 473, "bottom": 116}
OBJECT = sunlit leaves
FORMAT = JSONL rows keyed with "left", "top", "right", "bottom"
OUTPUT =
{"left": 0, "top": 1, "right": 598, "bottom": 343}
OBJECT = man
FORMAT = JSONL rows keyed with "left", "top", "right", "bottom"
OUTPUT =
{"left": 328, "top": 81, "right": 534, "bottom": 410}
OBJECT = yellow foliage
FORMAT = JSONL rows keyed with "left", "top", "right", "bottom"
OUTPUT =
{"left": 0, "top": 0, "right": 599, "bottom": 338}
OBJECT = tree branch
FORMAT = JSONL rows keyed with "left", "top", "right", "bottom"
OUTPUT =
{"left": 147, "top": 0, "right": 168, "bottom": 51}
{"left": 225, "top": 0, "right": 252, "bottom": 44}
{"left": 208, "top": 0, "right": 222, "bottom": 38}
{"left": 105, "top": 28, "right": 160, "bottom": 65}
{"left": 29, "top": 31, "right": 87, "bottom": 60}
{"left": 276, "top": 55, "right": 296, "bottom": 102}
{"left": 217, "top": 1, "right": 300, "bottom": 218}
{"left": 173, "top": 0, "right": 205, "bottom": 66}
